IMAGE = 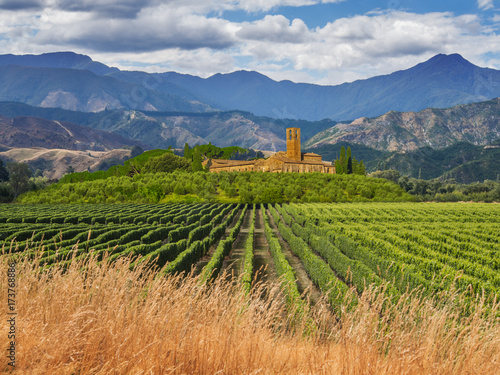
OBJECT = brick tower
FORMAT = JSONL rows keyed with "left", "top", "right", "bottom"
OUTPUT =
{"left": 286, "top": 127, "right": 301, "bottom": 161}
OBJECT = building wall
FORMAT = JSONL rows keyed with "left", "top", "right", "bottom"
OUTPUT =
{"left": 208, "top": 127, "right": 335, "bottom": 174}
{"left": 209, "top": 157, "right": 335, "bottom": 174}
{"left": 303, "top": 154, "right": 322, "bottom": 162}
{"left": 286, "top": 128, "right": 301, "bottom": 161}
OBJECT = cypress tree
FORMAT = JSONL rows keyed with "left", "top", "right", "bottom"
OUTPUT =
{"left": 183, "top": 143, "right": 190, "bottom": 159}
{"left": 334, "top": 159, "right": 342, "bottom": 174}
{"left": 357, "top": 160, "right": 366, "bottom": 175}
{"left": 344, "top": 147, "right": 351, "bottom": 174}
{"left": 192, "top": 147, "right": 204, "bottom": 172}
{"left": 347, "top": 156, "right": 353, "bottom": 174}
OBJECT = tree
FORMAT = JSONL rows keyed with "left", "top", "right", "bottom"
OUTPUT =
{"left": 0, "top": 182, "right": 13, "bottom": 203}
{"left": 347, "top": 156, "right": 353, "bottom": 174}
{"left": 65, "top": 165, "right": 75, "bottom": 175}
{"left": 183, "top": 143, "right": 191, "bottom": 160}
{"left": 369, "top": 169, "right": 401, "bottom": 184}
{"left": 130, "top": 145, "right": 144, "bottom": 158}
{"left": 357, "top": 160, "right": 366, "bottom": 175}
{"left": 191, "top": 147, "right": 204, "bottom": 172}
{"left": 143, "top": 153, "right": 191, "bottom": 174}
{"left": 333, "top": 146, "right": 365, "bottom": 175}
{"left": 0, "top": 159, "right": 8, "bottom": 182}
{"left": 346, "top": 147, "right": 352, "bottom": 173}
{"left": 339, "top": 146, "right": 346, "bottom": 174}
{"left": 7, "top": 162, "right": 32, "bottom": 201}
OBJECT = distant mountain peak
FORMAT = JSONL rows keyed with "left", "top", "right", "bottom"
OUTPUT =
{"left": 419, "top": 53, "right": 476, "bottom": 69}
{"left": 208, "top": 70, "right": 271, "bottom": 82}
{"left": 0, "top": 51, "right": 117, "bottom": 75}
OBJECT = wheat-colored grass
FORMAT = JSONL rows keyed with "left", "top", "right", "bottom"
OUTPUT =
{"left": 1, "top": 250, "right": 499, "bottom": 374}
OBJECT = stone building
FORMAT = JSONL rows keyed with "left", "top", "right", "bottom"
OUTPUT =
{"left": 205, "top": 127, "right": 335, "bottom": 174}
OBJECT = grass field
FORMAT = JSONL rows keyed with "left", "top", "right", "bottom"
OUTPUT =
{"left": 1, "top": 202, "right": 499, "bottom": 373}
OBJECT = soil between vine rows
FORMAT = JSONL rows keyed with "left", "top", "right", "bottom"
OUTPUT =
{"left": 193, "top": 205, "right": 323, "bottom": 306}
{"left": 266, "top": 207, "right": 323, "bottom": 305}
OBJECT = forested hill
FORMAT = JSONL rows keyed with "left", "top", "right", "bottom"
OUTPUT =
{"left": 19, "top": 171, "right": 413, "bottom": 204}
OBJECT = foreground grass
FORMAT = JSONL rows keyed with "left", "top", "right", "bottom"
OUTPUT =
{"left": 1, "top": 251, "right": 499, "bottom": 374}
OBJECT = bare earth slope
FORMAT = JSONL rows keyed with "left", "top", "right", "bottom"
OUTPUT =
{"left": 0, "top": 147, "right": 132, "bottom": 180}
{"left": 305, "top": 98, "right": 500, "bottom": 152}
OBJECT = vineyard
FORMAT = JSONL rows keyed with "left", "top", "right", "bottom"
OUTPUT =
{"left": 2, "top": 201, "right": 500, "bottom": 373}
{"left": 2, "top": 202, "right": 499, "bottom": 310}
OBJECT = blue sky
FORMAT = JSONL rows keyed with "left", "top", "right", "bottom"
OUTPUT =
{"left": 0, "top": 0, "right": 498, "bottom": 84}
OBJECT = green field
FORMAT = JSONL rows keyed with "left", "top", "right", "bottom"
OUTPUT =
{"left": 2, "top": 202, "right": 499, "bottom": 310}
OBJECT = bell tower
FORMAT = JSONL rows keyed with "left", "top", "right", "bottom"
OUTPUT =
{"left": 286, "top": 128, "right": 301, "bottom": 161}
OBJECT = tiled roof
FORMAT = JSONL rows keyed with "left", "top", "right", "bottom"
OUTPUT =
{"left": 210, "top": 159, "right": 256, "bottom": 167}
{"left": 270, "top": 155, "right": 326, "bottom": 165}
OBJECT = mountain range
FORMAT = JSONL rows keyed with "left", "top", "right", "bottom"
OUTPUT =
{"left": 0, "top": 102, "right": 334, "bottom": 151}
{"left": 1, "top": 52, "right": 500, "bottom": 121}
{"left": 0, "top": 51, "right": 499, "bottom": 182}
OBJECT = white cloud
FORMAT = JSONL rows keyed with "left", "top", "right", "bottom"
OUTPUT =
{"left": 0, "top": 0, "right": 346, "bottom": 15}
{"left": 32, "top": 5, "right": 237, "bottom": 52}
{"left": 1, "top": 2, "right": 500, "bottom": 85}
{"left": 477, "top": 0, "right": 494, "bottom": 10}
{"left": 236, "top": 0, "right": 344, "bottom": 12}
{"left": 236, "top": 11, "right": 497, "bottom": 84}
{"left": 237, "top": 15, "right": 311, "bottom": 43}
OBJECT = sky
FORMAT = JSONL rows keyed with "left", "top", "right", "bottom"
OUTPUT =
{"left": 0, "top": 0, "right": 499, "bottom": 85}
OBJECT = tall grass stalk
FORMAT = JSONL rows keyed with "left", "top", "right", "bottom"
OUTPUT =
{"left": 1, "top": 250, "right": 499, "bottom": 374}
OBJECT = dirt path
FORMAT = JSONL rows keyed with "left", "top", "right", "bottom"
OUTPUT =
{"left": 54, "top": 120, "right": 74, "bottom": 138}
{"left": 222, "top": 208, "right": 251, "bottom": 279}
{"left": 252, "top": 208, "right": 279, "bottom": 286}
{"left": 267, "top": 208, "right": 323, "bottom": 305}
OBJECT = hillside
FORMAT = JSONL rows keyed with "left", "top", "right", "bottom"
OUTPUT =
{"left": 0, "top": 114, "right": 145, "bottom": 151}
{"left": 0, "top": 147, "right": 133, "bottom": 180}
{"left": 2, "top": 52, "right": 500, "bottom": 121}
{"left": 0, "top": 102, "right": 334, "bottom": 151}
{"left": 18, "top": 170, "right": 412, "bottom": 204}
{"left": 305, "top": 98, "right": 500, "bottom": 152}
{"left": 307, "top": 140, "right": 500, "bottom": 183}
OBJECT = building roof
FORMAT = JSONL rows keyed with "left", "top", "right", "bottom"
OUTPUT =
{"left": 269, "top": 154, "right": 326, "bottom": 166}
{"left": 209, "top": 159, "right": 256, "bottom": 168}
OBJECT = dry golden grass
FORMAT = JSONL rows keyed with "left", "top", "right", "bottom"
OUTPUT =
{"left": 1, "top": 251, "right": 499, "bottom": 374}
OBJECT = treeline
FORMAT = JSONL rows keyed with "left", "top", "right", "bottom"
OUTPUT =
{"left": 183, "top": 143, "right": 264, "bottom": 161}
{"left": 370, "top": 170, "right": 500, "bottom": 202}
{"left": 0, "top": 159, "right": 48, "bottom": 203}
{"left": 332, "top": 146, "right": 366, "bottom": 175}
{"left": 17, "top": 171, "right": 413, "bottom": 204}
{"left": 60, "top": 144, "right": 263, "bottom": 184}
{"left": 58, "top": 149, "right": 182, "bottom": 184}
